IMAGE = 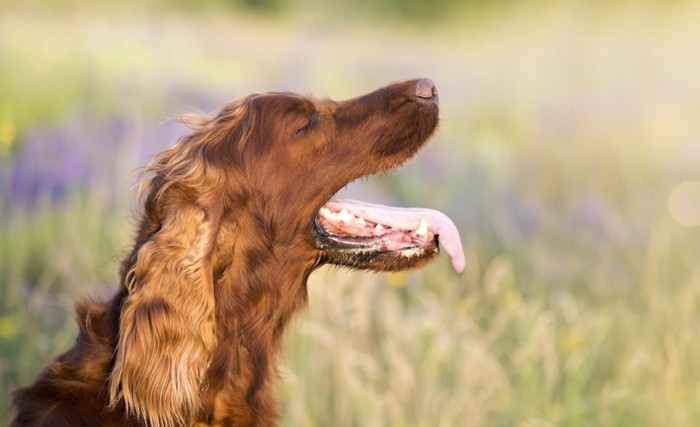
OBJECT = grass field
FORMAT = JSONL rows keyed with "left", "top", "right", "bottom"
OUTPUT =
{"left": 2, "top": 2, "right": 700, "bottom": 425}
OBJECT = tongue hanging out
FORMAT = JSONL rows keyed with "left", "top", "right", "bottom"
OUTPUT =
{"left": 317, "top": 199, "right": 465, "bottom": 273}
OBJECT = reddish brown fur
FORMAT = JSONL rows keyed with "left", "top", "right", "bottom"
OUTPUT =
{"left": 11, "top": 79, "right": 440, "bottom": 427}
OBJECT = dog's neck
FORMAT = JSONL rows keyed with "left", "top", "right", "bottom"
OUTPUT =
{"left": 202, "top": 215, "right": 317, "bottom": 423}
{"left": 106, "top": 202, "right": 318, "bottom": 424}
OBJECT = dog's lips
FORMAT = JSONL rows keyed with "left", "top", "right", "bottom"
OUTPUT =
{"left": 314, "top": 199, "right": 465, "bottom": 273}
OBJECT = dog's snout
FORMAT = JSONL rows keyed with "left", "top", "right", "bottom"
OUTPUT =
{"left": 415, "top": 78, "right": 437, "bottom": 101}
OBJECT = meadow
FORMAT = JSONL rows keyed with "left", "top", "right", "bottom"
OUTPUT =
{"left": 2, "top": 1, "right": 700, "bottom": 425}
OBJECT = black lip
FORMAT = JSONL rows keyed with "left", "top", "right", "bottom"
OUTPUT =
{"left": 311, "top": 217, "right": 438, "bottom": 254}
{"left": 311, "top": 217, "right": 383, "bottom": 251}
{"left": 312, "top": 215, "right": 439, "bottom": 271}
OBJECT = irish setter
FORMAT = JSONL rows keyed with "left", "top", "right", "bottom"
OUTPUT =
{"left": 11, "top": 78, "right": 464, "bottom": 427}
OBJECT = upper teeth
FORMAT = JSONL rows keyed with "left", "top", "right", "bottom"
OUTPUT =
{"left": 339, "top": 209, "right": 354, "bottom": 223}
{"left": 319, "top": 207, "right": 427, "bottom": 237}
{"left": 415, "top": 219, "right": 428, "bottom": 236}
{"left": 319, "top": 207, "right": 332, "bottom": 218}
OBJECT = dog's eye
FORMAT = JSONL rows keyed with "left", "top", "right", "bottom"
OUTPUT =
{"left": 294, "top": 113, "right": 320, "bottom": 136}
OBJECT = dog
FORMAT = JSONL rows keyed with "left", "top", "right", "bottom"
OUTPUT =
{"left": 11, "top": 78, "right": 464, "bottom": 427}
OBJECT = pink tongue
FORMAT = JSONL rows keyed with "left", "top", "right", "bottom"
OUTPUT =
{"left": 325, "top": 199, "right": 466, "bottom": 273}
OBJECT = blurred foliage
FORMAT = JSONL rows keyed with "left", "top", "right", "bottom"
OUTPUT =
{"left": 2, "top": 0, "right": 700, "bottom": 425}
{"left": 1, "top": 0, "right": 693, "bottom": 23}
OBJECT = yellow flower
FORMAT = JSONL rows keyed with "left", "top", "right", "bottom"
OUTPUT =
{"left": 561, "top": 329, "right": 584, "bottom": 353}
{"left": 0, "top": 119, "right": 16, "bottom": 157}
{"left": 504, "top": 290, "right": 522, "bottom": 309}
{"left": 386, "top": 271, "right": 408, "bottom": 288}
{"left": 0, "top": 315, "right": 17, "bottom": 339}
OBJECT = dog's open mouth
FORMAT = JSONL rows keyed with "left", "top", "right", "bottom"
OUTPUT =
{"left": 309, "top": 79, "right": 463, "bottom": 273}
{"left": 313, "top": 199, "right": 465, "bottom": 273}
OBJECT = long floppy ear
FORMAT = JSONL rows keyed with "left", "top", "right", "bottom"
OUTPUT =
{"left": 109, "top": 136, "right": 223, "bottom": 427}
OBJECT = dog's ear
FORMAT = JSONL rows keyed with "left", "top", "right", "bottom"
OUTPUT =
{"left": 109, "top": 140, "right": 222, "bottom": 427}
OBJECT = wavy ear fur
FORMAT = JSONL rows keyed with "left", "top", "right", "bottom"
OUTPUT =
{"left": 109, "top": 126, "right": 226, "bottom": 427}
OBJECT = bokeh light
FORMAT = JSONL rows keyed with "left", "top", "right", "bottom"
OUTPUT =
{"left": 669, "top": 181, "right": 700, "bottom": 227}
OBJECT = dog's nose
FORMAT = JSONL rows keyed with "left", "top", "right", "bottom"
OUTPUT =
{"left": 415, "top": 78, "right": 438, "bottom": 101}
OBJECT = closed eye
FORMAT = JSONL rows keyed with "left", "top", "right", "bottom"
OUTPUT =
{"left": 294, "top": 113, "right": 320, "bottom": 136}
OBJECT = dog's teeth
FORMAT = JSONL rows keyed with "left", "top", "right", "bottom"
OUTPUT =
{"left": 339, "top": 209, "right": 354, "bottom": 224}
{"left": 415, "top": 219, "right": 429, "bottom": 236}
{"left": 319, "top": 207, "right": 332, "bottom": 218}
{"left": 375, "top": 224, "right": 384, "bottom": 231}
{"left": 358, "top": 217, "right": 366, "bottom": 226}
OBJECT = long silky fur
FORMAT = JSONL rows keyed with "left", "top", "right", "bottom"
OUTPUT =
{"left": 10, "top": 79, "right": 441, "bottom": 427}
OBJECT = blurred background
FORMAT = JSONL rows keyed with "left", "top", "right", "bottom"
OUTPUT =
{"left": 2, "top": 0, "right": 700, "bottom": 425}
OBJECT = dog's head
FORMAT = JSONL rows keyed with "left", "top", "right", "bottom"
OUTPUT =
{"left": 179, "top": 78, "right": 462, "bottom": 272}
{"left": 110, "top": 79, "right": 463, "bottom": 427}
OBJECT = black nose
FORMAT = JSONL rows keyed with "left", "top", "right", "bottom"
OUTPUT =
{"left": 415, "top": 78, "right": 438, "bottom": 101}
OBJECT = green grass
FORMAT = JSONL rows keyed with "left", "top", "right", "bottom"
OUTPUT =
{"left": 2, "top": 2, "right": 700, "bottom": 425}
{"left": 280, "top": 237, "right": 700, "bottom": 426}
